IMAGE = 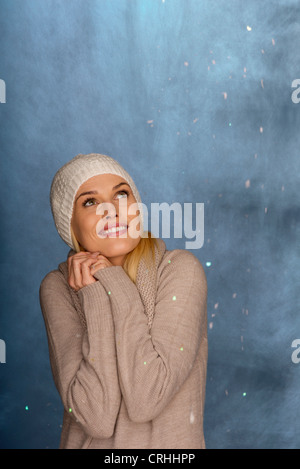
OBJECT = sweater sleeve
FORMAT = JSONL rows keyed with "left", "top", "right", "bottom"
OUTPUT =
{"left": 39, "top": 270, "right": 121, "bottom": 438}
{"left": 93, "top": 250, "right": 207, "bottom": 423}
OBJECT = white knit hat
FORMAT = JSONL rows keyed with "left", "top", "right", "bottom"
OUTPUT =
{"left": 50, "top": 153, "right": 144, "bottom": 250}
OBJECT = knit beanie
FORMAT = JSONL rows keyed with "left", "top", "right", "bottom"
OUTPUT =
{"left": 50, "top": 153, "right": 144, "bottom": 250}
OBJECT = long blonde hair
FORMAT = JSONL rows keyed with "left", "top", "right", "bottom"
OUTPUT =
{"left": 70, "top": 226, "right": 160, "bottom": 285}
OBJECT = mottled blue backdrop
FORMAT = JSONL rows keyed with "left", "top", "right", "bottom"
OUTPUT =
{"left": 0, "top": 0, "right": 300, "bottom": 449}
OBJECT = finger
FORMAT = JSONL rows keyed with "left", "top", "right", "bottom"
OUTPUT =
{"left": 68, "top": 252, "right": 92, "bottom": 271}
{"left": 71, "top": 257, "right": 87, "bottom": 290}
{"left": 67, "top": 254, "right": 83, "bottom": 288}
{"left": 90, "top": 263, "right": 104, "bottom": 274}
{"left": 81, "top": 258, "right": 98, "bottom": 285}
{"left": 90, "top": 259, "right": 111, "bottom": 273}
{"left": 69, "top": 251, "right": 91, "bottom": 262}
{"left": 67, "top": 257, "right": 77, "bottom": 289}
{"left": 94, "top": 255, "right": 109, "bottom": 264}
{"left": 68, "top": 252, "right": 99, "bottom": 290}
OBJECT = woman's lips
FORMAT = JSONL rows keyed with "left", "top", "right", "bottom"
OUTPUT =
{"left": 98, "top": 224, "right": 128, "bottom": 238}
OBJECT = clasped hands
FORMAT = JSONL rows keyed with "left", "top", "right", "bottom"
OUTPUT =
{"left": 67, "top": 251, "right": 114, "bottom": 292}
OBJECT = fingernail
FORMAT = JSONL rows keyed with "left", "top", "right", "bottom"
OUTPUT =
{"left": 91, "top": 252, "right": 99, "bottom": 257}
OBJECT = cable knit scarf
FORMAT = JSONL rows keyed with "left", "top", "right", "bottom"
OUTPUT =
{"left": 58, "top": 238, "right": 167, "bottom": 331}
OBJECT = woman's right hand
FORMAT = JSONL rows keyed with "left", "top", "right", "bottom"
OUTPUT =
{"left": 67, "top": 251, "right": 100, "bottom": 292}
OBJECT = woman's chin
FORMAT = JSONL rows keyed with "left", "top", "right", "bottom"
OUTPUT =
{"left": 95, "top": 237, "right": 140, "bottom": 256}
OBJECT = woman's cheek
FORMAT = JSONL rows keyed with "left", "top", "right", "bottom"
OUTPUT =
{"left": 128, "top": 218, "right": 141, "bottom": 239}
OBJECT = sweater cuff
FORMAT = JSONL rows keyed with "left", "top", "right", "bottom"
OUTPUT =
{"left": 93, "top": 266, "right": 143, "bottom": 317}
{"left": 77, "top": 280, "right": 114, "bottom": 333}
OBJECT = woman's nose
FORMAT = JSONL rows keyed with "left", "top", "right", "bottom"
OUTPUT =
{"left": 97, "top": 202, "right": 118, "bottom": 219}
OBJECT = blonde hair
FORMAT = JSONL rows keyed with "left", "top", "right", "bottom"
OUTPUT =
{"left": 70, "top": 226, "right": 160, "bottom": 285}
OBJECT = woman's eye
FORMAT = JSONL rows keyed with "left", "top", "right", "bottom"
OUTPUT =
{"left": 82, "top": 198, "right": 96, "bottom": 207}
{"left": 82, "top": 191, "right": 128, "bottom": 207}
{"left": 116, "top": 190, "right": 129, "bottom": 199}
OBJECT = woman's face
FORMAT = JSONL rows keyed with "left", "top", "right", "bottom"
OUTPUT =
{"left": 71, "top": 173, "right": 142, "bottom": 266}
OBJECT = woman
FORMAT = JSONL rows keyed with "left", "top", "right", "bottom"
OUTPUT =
{"left": 39, "top": 153, "right": 208, "bottom": 449}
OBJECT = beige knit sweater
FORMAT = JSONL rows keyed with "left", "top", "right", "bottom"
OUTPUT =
{"left": 39, "top": 238, "right": 208, "bottom": 449}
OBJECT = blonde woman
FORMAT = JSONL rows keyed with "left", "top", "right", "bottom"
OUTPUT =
{"left": 39, "top": 153, "right": 208, "bottom": 449}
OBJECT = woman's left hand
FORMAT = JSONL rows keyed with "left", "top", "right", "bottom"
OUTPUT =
{"left": 90, "top": 254, "right": 114, "bottom": 274}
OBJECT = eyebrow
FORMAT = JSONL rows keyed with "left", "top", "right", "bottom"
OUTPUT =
{"left": 75, "top": 182, "right": 131, "bottom": 203}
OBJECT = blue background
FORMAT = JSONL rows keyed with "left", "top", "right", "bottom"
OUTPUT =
{"left": 1, "top": 0, "right": 300, "bottom": 449}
